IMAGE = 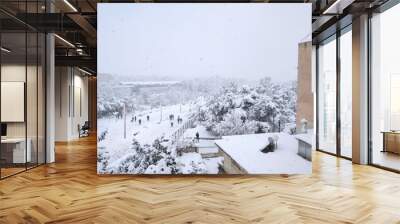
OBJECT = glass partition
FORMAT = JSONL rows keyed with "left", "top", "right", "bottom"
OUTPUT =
{"left": 339, "top": 28, "right": 352, "bottom": 158}
{"left": 0, "top": 1, "right": 46, "bottom": 179}
{"left": 317, "top": 36, "right": 337, "bottom": 154}
{"left": 370, "top": 3, "right": 400, "bottom": 171}
{"left": 1, "top": 31, "right": 28, "bottom": 177}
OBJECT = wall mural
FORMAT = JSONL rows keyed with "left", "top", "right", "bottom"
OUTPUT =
{"left": 97, "top": 3, "right": 313, "bottom": 174}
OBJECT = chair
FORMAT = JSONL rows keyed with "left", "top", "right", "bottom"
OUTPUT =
{"left": 79, "top": 121, "right": 90, "bottom": 138}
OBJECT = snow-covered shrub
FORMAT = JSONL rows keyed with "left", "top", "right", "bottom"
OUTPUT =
{"left": 97, "top": 96, "right": 138, "bottom": 119}
{"left": 283, "top": 123, "right": 296, "bottom": 135}
{"left": 188, "top": 161, "right": 207, "bottom": 174}
{"left": 177, "top": 153, "right": 208, "bottom": 174}
{"left": 210, "top": 109, "right": 259, "bottom": 136}
{"left": 97, "top": 150, "right": 110, "bottom": 173}
{"left": 199, "top": 78, "right": 297, "bottom": 136}
{"left": 97, "top": 98, "right": 124, "bottom": 118}
{"left": 109, "top": 138, "right": 180, "bottom": 174}
{"left": 145, "top": 159, "right": 171, "bottom": 174}
{"left": 255, "top": 122, "right": 271, "bottom": 134}
{"left": 98, "top": 130, "right": 108, "bottom": 142}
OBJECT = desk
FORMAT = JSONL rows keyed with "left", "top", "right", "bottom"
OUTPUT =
{"left": 1, "top": 138, "right": 31, "bottom": 163}
{"left": 381, "top": 131, "right": 400, "bottom": 155}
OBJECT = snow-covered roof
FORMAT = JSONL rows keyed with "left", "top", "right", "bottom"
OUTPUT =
{"left": 214, "top": 132, "right": 311, "bottom": 174}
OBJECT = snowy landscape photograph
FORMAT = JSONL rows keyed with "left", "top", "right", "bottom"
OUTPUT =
{"left": 97, "top": 3, "right": 313, "bottom": 175}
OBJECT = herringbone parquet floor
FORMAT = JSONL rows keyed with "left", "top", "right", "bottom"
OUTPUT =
{"left": 1, "top": 135, "right": 400, "bottom": 224}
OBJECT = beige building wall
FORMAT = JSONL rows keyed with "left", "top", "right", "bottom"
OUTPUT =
{"left": 296, "top": 41, "right": 314, "bottom": 132}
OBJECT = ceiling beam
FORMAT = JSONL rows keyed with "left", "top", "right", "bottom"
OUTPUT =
{"left": 13, "top": 13, "right": 83, "bottom": 32}
{"left": 67, "top": 13, "right": 97, "bottom": 46}
{"left": 55, "top": 55, "right": 96, "bottom": 72}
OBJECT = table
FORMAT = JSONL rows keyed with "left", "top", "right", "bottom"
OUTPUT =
{"left": 381, "top": 131, "right": 400, "bottom": 154}
{"left": 1, "top": 138, "right": 31, "bottom": 164}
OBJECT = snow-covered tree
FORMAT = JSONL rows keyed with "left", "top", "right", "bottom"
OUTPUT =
{"left": 108, "top": 138, "right": 181, "bottom": 174}
{"left": 199, "top": 77, "right": 297, "bottom": 136}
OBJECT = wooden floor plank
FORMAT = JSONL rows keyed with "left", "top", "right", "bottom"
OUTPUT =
{"left": 0, "top": 135, "right": 399, "bottom": 223}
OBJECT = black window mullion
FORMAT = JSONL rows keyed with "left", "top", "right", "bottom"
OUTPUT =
{"left": 337, "top": 35, "right": 340, "bottom": 156}
{"left": 316, "top": 44, "right": 320, "bottom": 151}
{"left": 0, "top": 26, "right": 2, "bottom": 179}
{"left": 367, "top": 12, "right": 373, "bottom": 165}
{"left": 25, "top": 0, "right": 28, "bottom": 171}
{"left": 36, "top": 0, "right": 39, "bottom": 167}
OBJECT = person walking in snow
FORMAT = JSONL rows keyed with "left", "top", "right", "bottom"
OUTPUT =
{"left": 147, "top": 115, "right": 150, "bottom": 121}
{"left": 138, "top": 119, "right": 142, "bottom": 125}
{"left": 195, "top": 132, "right": 200, "bottom": 143}
{"left": 240, "top": 116, "right": 246, "bottom": 124}
{"left": 116, "top": 111, "right": 122, "bottom": 119}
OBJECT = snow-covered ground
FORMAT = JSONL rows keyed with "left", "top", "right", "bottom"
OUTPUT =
{"left": 99, "top": 111, "right": 311, "bottom": 174}
{"left": 183, "top": 125, "right": 213, "bottom": 139}
{"left": 214, "top": 132, "right": 311, "bottom": 174}
{"left": 98, "top": 104, "right": 225, "bottom": 174}
{"left": 98, "top": 104, "right": 191, "bottom": 164}
{"left": 99, "top": 104, "right": 192, "bottom": 144}
{"left": 183, "top": 125, "right": 219, "bottom": 154}
{"left": 175, "top": 153, "right": 223, "bottom": 174}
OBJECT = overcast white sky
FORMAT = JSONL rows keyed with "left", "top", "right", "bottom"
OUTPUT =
{"left": 98, "top": 3, "right": 311, "bottom": 82}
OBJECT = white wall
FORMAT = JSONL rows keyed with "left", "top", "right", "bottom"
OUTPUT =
{"left": 1, "top": 65, "right": 41, "bottom": 138}
{"left": 1, "top": 65, "right": 26, "bottom": 138}
{"left": 55, "top": 67, "right": 89, "bottom": 141}
{"left": 1, "top": 63, "right": 46, "bottom": 164}
{"left": 73, "top": 73, "right": 89, "bottom": 137}
{"left": 55, "top": 66, "right": 70, "bottom": 141}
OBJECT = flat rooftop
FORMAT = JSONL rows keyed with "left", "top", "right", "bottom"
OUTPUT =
{"left": 214, "top": 132, "right": 311, "bottom": 174}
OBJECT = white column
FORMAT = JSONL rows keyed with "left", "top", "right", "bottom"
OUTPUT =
{"left": 45, "top": 0, "right": 56, "bottom": 163}
{"left": 46, "top": 32, "right": 55, "bottom": 163}
{"left": 352, "top": 14, "right": 369, "bottom": 164}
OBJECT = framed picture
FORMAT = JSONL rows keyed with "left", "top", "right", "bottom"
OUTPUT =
{"left": 97, "top": 3, "right": 313, "bottom": 175}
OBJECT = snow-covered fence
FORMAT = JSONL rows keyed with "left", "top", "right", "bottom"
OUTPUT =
{"left": 176, "top": 144, "right": 198, "bottom": 156}
{"left": 170, "top": 114, "right": 198, "bottom": 144}
{"left": 172, "top": 115, "right": 200, "bottom": 156}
